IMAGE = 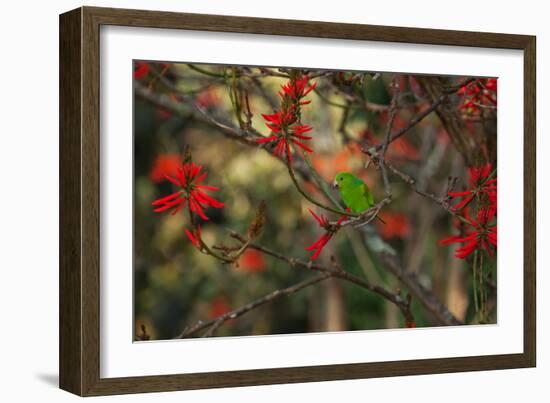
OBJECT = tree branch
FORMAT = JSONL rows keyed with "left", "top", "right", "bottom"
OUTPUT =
{"left": 235, "top": 237, "right": 415, "bottom": 325}
{"left": 415, "top": 76, "right": 479, "bottom": 165}
{"left": 375, "top": 249, "right": 462, "bottom": 326}
{"left": 382, "top": 159, "right": 472, "bottom": 226}
{"left": 177, "top": 273, "right": 332, "bottom": 338}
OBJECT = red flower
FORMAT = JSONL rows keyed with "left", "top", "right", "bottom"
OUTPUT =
{"left": 261, "top": 109, "right": 294, "bottom": 133}
{"left": 149, "top": 154, "right": 181, "bottom": 183}
{"left": 184, "top": 226, "right": 202, "bottom": 248}
{"left": 152, "top": 161, "right": 224, "bottom": 220}
{"left": 256, "top": 74, "right": 317, "bottom": 164}
{"left": 440, "top": 207, "right": 497, "bottom": 259}
{"left": 279, "top": 75, "right": 317, "bottom": 103}
{"left": 134, "top": 62, "right": 150, "bottom": 79}
{"left": 256, "top": 111, "right": 314, "bottom": 163}
{"left": 305, "top": 209, "right": 346, "bottom": 261}
{"left": 449, "top": 163, "right": 497, "bottom": 211}
{"left": 238, "top": 249, "right": 266, "bottom": 273}
{"left": 458, "top": 78, "right": 497, "bottom": 115}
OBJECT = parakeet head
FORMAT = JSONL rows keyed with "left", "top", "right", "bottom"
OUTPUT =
{"left": 333, "top": 172, "right": 356, "bottom": 189}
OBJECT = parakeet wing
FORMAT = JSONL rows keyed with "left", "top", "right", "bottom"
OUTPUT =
{"left": 340, "top": 178, "right": 374, "bottom": 213}
{"left": 362, "top": 183, "right": 374, "bottom": 207}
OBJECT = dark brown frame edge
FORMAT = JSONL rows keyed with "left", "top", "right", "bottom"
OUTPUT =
{"left": 59, "top": 6, "right": 536, "bottom": 396}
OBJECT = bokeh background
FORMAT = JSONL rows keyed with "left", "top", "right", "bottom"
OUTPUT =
{"left": 133, "top": 62, "right": 497, "bottom": 340}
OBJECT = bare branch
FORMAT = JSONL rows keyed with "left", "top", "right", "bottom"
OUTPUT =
{"left": 375, "top": 249, "right": 462, "bottom": 326}
{"left": 177, "top": 273, "right": 332, "bottom": 338}
{"left": 383, "top": 160, "right": 471, "bottom": 226}
{"left": 236, "top": 238, "right": 415, "bottom": 325}
{"left": 415, "top": 76, "right": 479, "bottom": 165}
{"left": 379, "top": 76, "right": 401, "bottom": 196}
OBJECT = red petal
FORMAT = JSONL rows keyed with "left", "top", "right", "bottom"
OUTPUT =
{"left": 256, "top": 135, "right": 278, "bottom": 143}
{"left": 198, "top": 184, "right": 220, "bottom": 191}
{"left": 134, "top": 62, "right": 150, "bottom": 79}
{"left": 306, "top": 238, "right": 323, "bottom": 251}
{"left": 293, "top": 125, "right": 312, "bottom": 135}
{"left": 274, "top": 138, "right": 286, "bottom": 157}
{"left": 308, "top": 208, "right": 323, "bottom": 225}
{"left": 286, "top": 142, "right": 293, "bottom": 165}
{"left": 291, "top": 139, "right": 313, "bottom": 153}
{"left": 164, "top": 174, "right": 181, "bottom": 186}
{"left": 152, "top": 191, "right": 182, "bottom": 206}
{"left": 184, "top": 228, "right": 200, "bottom": 247}
{"left": 451, "top": 194, "right": 474, "bottom": 210}
{"left": 440, "top": 235, "right": 464, "bottom": 245}
{"left": 176, "top": 168, "right": 186, "bottom": 186}
{"left": 262, "top": 113, "right": 281, "bottom": 123}
{"left": 194, "top": 190, "right": 224, "bottom": 208}
{"left": 310, "top": 249, "right": 322, "bottom": 260}
{"left": 293, "top": 133, "right": 313, "bottom": 140}
{"left": 189, "top": 197, "right": 209, "bottom": 220}
{"left": 265, "top": 123, "right": 281, "bottom": 132}
{"left": 194, "top": 171, "right": 207, "bottom": 185}
{"left": 170, "top": 198, "right": 187, "bottom": 215}
{"left": 153, "top": 197, "right": 184, "bottom": 212}
{"left": 454, "top": 238, "right": 479, "bottom": 258}
{"left": 440, "top": 232, "right": 476, "bottom": 245}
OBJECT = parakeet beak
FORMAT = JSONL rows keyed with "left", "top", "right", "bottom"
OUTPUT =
{"left": 332, "top": 180, "right": 338, "bottom": 189}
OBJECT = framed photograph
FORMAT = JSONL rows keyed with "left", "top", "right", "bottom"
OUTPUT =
{"left": 59, "top": 6, "right": 536, "bottom": 396}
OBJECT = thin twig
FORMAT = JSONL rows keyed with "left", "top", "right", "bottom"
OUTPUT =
{"left": 381, "top": 77, "right": 401, "bottom": 159}
{"left": 383, "top": 160, "right": 471, "bottom": 226}
{"left": 177, "top": 273, "right": 332, "bottom": 338}
{"left": 188, "top": 63, "right": 226, "bottom": 78}
{"left": 443, "top": 77, "right": 476, "bottom": 94}
{"left": 302, "top": 154, "right": 343, "bottom": 209}
{"left": 379, "top": 76, "right": 400, "bottom": 196}
{"left": 373, "top": 94, "right": 444, "bottom": 152}
{"left": 374, "top": 248, "right": 462, "bottom": 326}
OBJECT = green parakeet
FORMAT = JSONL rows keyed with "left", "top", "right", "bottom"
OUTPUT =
{"left": 333, "top": 172, "right": 384, "bottom": 223}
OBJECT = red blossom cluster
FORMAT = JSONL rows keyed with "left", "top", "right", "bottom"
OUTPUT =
{"left": 152, "top": 160, "right": 224, "bottom": 247}
{"left": 440, "top": 207, "right": 497, "bottom": 259}
{"left": 305, "top": 209, "right": 346, "bottom": 261}
{"left": 149, "top": 154, "right": 181, "bottom": 183}
{"left": 134, "top": 61, "right": 150, "bottom": 79}
{"left": 237, "top": 249, "right": 267, "bottom": 273}
{"left": 256, "top": 74, "right": 317, "bottom": 164}
{"left": 448, "top": 164, "right": 497, "bottom": 211}
{"left": 134, "top": 61, "right": 171, "bottom": 82}
{"left": 440, "top": 163, "right": 497, "bottom": 259}
{"left": 279, "top": 75, "right": 317, "bottom": 103}
{"left": 458, "top": 78, "right": 497, "bottom": 115}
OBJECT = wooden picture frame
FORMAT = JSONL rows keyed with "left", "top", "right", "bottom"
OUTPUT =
{"left": 59, "top": 6, "right": 536, "bottom": 396}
